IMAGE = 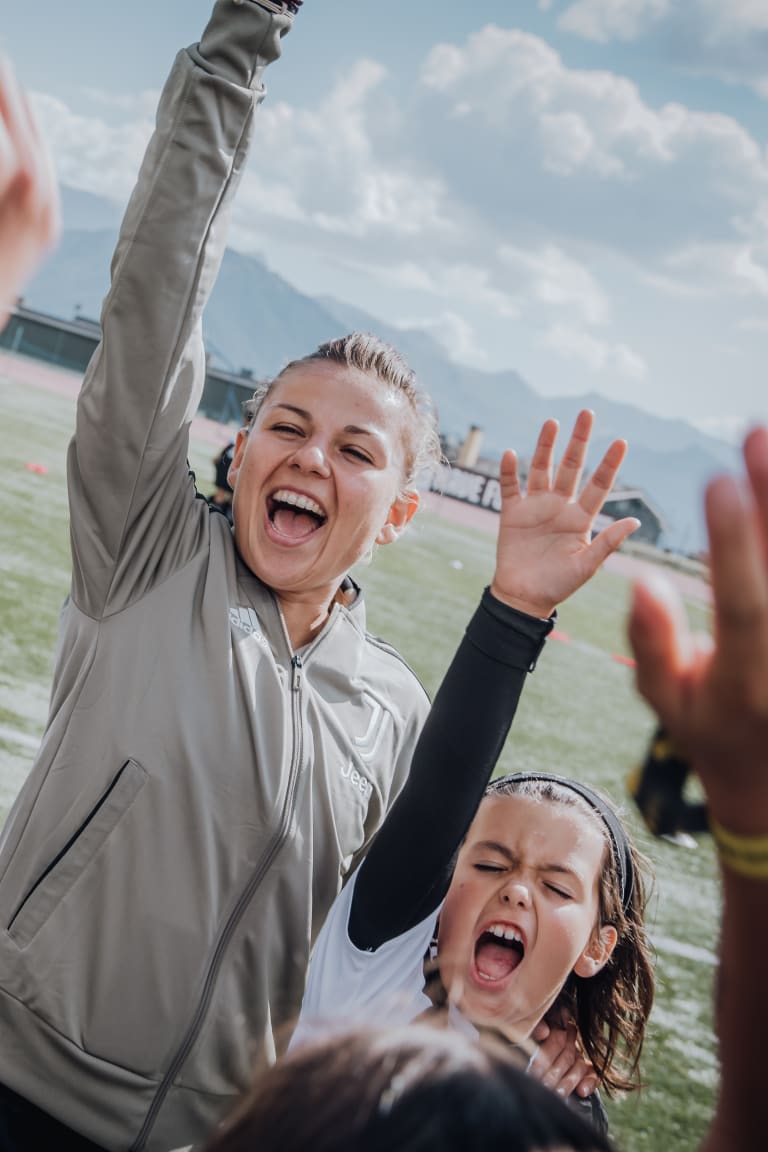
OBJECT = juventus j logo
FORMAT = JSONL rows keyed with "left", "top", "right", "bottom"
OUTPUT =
{"left": 352, "top": 694, "right": 387, "bottom": 764}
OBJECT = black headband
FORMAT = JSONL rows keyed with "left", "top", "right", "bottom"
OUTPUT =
{"left": 487, "top": 772, "right": 635, "bottom": 914}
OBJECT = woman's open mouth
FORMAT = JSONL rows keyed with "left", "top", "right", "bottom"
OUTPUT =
{"left": 268, "top": 489, "right": 327, "bottom": 540}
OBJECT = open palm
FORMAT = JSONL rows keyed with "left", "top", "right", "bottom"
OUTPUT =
{"left": 491, "top": 410, "right": 638, "bottom": 619}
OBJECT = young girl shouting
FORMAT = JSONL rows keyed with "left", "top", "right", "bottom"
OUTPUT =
{"left": 291, "top": 412, "right": 653, "bottom": 1123}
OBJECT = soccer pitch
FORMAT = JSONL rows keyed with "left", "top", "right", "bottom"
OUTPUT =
{"left": 0, "top": 361, "right": 718, "bottom": 1151}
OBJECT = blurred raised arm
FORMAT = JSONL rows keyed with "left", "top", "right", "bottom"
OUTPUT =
{"left": 629, "top": 425, "right": 768, "bottom": 1152}
{"left": 0, "top": 58, "right": 60, "bottom": 328}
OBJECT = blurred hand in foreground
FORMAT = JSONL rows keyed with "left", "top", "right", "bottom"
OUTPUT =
{"left": 0, "top": 57, "right": 60, "bottom": 329}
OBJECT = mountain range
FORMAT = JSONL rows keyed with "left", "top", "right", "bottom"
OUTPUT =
{"left": 21, "top": 185, "right": 739, "bottom": 553}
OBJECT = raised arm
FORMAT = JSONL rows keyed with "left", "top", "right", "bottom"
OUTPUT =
{"left": 67, "top": 1, "right": 293, "bottom": 617}
{"left": 350, "top": 410, "right": 638, "bottom": 951}
{"left": 629, "top": 425, "right": 768, "bottom": 1152}
{"left": 0, "top": 57, "right": 60, "bottom": 328}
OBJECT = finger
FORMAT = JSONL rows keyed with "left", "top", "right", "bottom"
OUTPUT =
{"left": 583, "top": 515, "right": 640, "bottom": 570}
{"left": 628, "top": 576, "right": 688, "bottom": 718}
{"left": 534, "top": 1024, "right": 576, "bottom": 1072}
{"left": 498, "top": 449, "right": 522, "bottom": 506}
{"left": 0, "top": 60, "right": 21, "bottom": 198}
{"left": 14, "top": 81, "right": 59, "bottom": 235}
{"left": 551, "top": 515, "right": 638, "bottom": 601}
{"left": 0, "top": 58, "right": 32, "bottom": 174}
{"left": 0, "top": 59, "right": 58, "bottom": 219}
{"left": 706, "top": 474, "right": 768, "bottom": 676}
{"left": 577, "top": 438, "right": 628, "bottom": 519}
{"left": 527, "top": 1026, "right": 567, "bottom": 1077}
{"left": 526, "top": 419, "right": 559, "bottom": 494}
{"left": 549, "top": 1057, "right": 592, "bottom": 1099}
{"left": 553, "top": 409, "right": 593, "bottom": 499}
{"left": 576, "top": 1075, "right": 599, "bottom": 1098}
{"left": 530, "top": 1020, "right": 551, "bottom": 1044}
{"left": 743, "top": 425, "right": 768, "bottom": 560}
{"left": 540, "top": 1042, "right": 580, "bottom": 1090}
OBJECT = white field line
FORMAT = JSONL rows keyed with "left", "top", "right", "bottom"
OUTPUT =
{"left": 651, "top": 934, "right": 718, "bottom": 967}
{"left": 0, "top": 724, "right": 41, "bottom": 751}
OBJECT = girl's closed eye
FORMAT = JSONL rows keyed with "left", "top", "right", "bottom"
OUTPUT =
{"left": 474, "top": 862, "right": 506, "bottom": 873}
{"left": 271, "top": 422, "right": 303, "bottom": 436}
{"left": 544, "top": 881, "right": 573, "bottom": 900}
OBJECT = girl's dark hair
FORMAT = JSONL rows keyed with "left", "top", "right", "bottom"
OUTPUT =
{"left": 241, "top": 332, "right": 443, "bottom": 491}
{"left": 484, "top": 775, "right": 655, "bottom": 1095}
{"left": 203, "top": 1021, "right": 613, "bottom": 1152}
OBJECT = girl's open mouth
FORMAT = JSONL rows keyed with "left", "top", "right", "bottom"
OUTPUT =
{"left": 473, "top": 923, "right": 525, "bottom": 982}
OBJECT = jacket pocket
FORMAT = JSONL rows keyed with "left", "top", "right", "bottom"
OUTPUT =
{"left": 8, "top": 759, "right": 147, "bottom": 947}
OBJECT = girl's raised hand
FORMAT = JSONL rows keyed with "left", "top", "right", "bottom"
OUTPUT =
{"left": 491, "top": 409, "right": 638, "bottom": 618}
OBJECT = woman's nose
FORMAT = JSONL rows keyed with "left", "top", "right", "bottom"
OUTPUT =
{"left": 290, "top": 440, "right": 330, "bottom": 476}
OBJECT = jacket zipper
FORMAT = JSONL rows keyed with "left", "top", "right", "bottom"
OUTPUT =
{"left": 129, "top": 656, "right": 306, "bottom": 1151}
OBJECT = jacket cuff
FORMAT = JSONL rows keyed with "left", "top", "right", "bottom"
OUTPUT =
{"left": 465, "top": 587, "right": 556, "bottom": 672}
{"left": 193, "top": 0, "right": 293, "bottom": 90}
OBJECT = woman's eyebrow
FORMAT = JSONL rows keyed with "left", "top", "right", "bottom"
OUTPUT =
{"left": 270, "top": 402, "right": 310, "bottom": 419}
{"left": 343, "top": 424, "right": 385, "bottom": 441}
{"left": 268, "top": 405, "right": 383, "bottom": 440}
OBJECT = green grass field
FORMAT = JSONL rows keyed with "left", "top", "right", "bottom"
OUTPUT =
{"left": 0, "top": 362, "right": 719, "bottom": 1150}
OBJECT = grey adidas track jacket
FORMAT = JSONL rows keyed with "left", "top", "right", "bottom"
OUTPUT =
{"left": 0, "top": 4, "right": 429, "bottom": 1149}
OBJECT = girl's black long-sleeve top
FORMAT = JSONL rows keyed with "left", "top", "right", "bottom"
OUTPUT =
{"left": 349, "top": 587, "right": 554, "bottom": 952}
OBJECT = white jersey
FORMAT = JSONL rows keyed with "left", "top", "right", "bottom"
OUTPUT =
{"left": 290, "top": 871, "right": 473, "bottom": 1050}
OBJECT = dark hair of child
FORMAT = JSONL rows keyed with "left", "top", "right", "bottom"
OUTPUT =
{"left": 202, "top": 1021, "right": 614, "bottom": 1152}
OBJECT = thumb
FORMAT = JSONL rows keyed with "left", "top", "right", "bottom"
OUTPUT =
{"left": 586, "top": 517, "right": 640, "bottom": 569}
{"left": 628, "top": 575, "right": 688, "bottom": 718}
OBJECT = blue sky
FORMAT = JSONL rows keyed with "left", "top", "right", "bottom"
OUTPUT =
{"left": 4, "top": 0, "right": 768, "bottom": 441}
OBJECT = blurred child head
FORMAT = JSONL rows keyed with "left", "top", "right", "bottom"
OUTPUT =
{"left": 203, "top": 1021, "right": 614, "bottom": 1152}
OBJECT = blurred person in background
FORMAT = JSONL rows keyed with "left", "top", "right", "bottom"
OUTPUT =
{"left": 208, "top": 441, "right": 236, "bottom": 525}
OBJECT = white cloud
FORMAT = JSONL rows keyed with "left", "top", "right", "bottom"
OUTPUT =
{"left": 361, "top": 260, "right": 521, "bottom": 322}
{"left": 690, "top": 414, "right": 750, "bottom": 444}
{"left": 561, "top": 0, "right": 768, "bottom": 41}
{"left": 663, "top": 243, "right": 768, "bottom": 298}
{"left": 559, "top": 0, "right": 671, "bottom": 43}
{"left": 232, "top": 60, "right": 456, "bottom": 244}
{"left": 543, "top": 323, "right": 647, "bottom": 378}
{"left": 30, "top": 92, "right": 153, "bottom": 204}
{"left": 79, "top": 88, "right": 161, "bottom": 117}
{"left": 27, "top": 20, "right": 766, "bottom": 434}
{"left": 418, "top": 25, "right": 766, "bottom": 203}
{"left": 537, "top": 109, "right": 626, "bottom": 177}
{"left": 500, "top": 244, "right": 610, "bottom": 324}
{"left": 36, "top": 27, "right": 768, "bottom": 293}
{"left": 560, "top": 0, "right": 768, "bottom": 98}
{"left": 688, "top": 0, "right": 768, "bottom": 35}
{"left": 405, "top": 311, "right": 489, "bottom": 365}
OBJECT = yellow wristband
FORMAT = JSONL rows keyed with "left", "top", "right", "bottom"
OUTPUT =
{"left": 710, "top": 817, "right": 768, "bottom": 880}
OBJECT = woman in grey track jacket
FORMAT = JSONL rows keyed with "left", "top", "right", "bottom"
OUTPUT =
{"left": 0, "top": 3, "right": 440, "bottom": 1150}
